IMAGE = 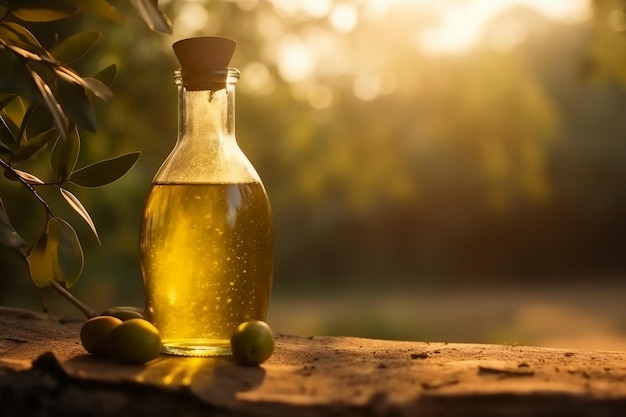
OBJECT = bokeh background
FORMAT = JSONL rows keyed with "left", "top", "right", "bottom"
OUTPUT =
{"left": 2, "top": 0, "right": 626, "bottom": 350}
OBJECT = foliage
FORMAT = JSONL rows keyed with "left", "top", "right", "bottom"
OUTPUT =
{"left": 0, "top": 0, "right": 170, "bottom": 309}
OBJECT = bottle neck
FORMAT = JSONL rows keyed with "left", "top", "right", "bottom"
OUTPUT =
{"left": 153, "top": 67, "right": 261, "bottom": 184}
{"left": 175, "top": 68, "right": 239, "bottom": 142}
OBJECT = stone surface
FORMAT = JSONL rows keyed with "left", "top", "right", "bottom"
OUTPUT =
{"left": 2, "top": 306, "right": 626, "bottom": 416}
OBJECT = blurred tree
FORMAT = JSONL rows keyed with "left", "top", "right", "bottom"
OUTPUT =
{"left": 4, "top": 0, "right": 626, "bottom": 315}
{"left": 588, "top": 0, "right": 626, "bottom": 86}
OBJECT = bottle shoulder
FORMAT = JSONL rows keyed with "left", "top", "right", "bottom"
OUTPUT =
{"left": 153, "top": 137, "right": 262, "bottom": 184}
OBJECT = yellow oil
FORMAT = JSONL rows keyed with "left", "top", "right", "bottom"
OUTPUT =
{"left": 140, "top": 182, "right": 273, "bottom": 356}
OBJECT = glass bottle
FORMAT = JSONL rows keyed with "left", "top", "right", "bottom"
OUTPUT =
{"left": 140, "top": 38, "right": 273, "bottom": 357}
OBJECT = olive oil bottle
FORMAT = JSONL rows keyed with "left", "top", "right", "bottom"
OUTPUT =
{"left": 140, "top": 38, "right": 273, "bottom": 356}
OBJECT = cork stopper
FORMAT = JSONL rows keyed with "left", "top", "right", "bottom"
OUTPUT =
{"left": 172, "top": 37, "right": 237, "bottom": 90}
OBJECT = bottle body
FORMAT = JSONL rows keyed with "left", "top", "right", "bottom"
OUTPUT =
{"left": 141, "top": 182, "right": 272, "bottom": 356}
{"left": 140, "top": 68, "right": 273, "bottom": 356}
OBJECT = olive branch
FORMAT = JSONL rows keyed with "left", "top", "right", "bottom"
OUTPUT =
{"left": 0, "top": 0, "right": 171, "bottom": 317}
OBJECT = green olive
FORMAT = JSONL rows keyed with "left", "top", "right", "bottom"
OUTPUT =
{"left": 80, "top": 316, "right": 123, "bottom": 357}
{"left": 100, "top": 306, "right": 145, "bottom": 321}
{"left": 230, "top": 320, "right": 275, "bottom": 366}
{"left": 109, "top": 318, "right": 162, "bottom": 365}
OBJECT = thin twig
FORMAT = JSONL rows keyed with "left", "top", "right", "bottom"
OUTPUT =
{"left": 0, "top": 158, "right": 53, "bottom": 215}
{"left": 50, "top": 280, "right": 95, "bottom": 319}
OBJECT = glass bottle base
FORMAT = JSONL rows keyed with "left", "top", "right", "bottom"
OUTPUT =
{"left": 161, "top": 339, "right": 232, "bottom": 357}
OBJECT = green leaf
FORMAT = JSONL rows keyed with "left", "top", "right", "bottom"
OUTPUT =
{"left": 48, "top": 217, "right": 84, "bottom": 288}
{"left": 129, "top": 0, "right": 172, "bottom": 34}
{"left": 51, "top": 125, "right": 80, "bottom": 181}
{"left": 28, "top": 229, "right": 54, "bottom": 288}
{"left": 0, "top": 97, "right": 19, "bottom": 151}
{"left": 0, "top": 95, "right": 18, "bottom": 112}
{"left": 51, "top": 32, "right": 101, "bottom": 65}
{"left": 0, "top": 197, "right": 27, "bottom": 255}
{"left": 55, "top": 67, "right": 113, "bottom": 101}
{"left": 28, "top": 59, "right": 56, "bottom": 87}
{"left": 0, "top": 42, "right": 41, "bottom": 62}
{"left": 59, "top": 188, "right": 100, "bottom": 243}
{"left": 81, "top": 77, "right": 113, "bottom": 101}
{"left": 69, "top": 152, "right": 140, "bottom": 188}
{"left": 11, "top": 127, "right": 57, "bottom": 163}
{"left": 24, "top": 103, "right": 53, "bottom": 138}
{"left": 0, "top": 22, "right": 56, "bottom": 63}
{"left": 0, "top": 114, "right": 19, "bottom": 150}
{"left": 27, "top": 216, "right": 84, "bottom": 288}
{"left": 66, "top": 0, "right": 125, "bottom": 23}
{"left": 11, "top": 168, "right": 44, "bottom": 184}
{"left": 11, "top": 7, "right": 76, "bottom": 22}
{"left": 0, "top": 54, "right": 35, "bottom": 97}
{"left": 55, "top": 74, "right": 97, "bottom": 133}
{"left": 0, "top": 49, "right": 12, "bottom": 78}
{"left": 27, "top": 65, "right": 68, "bottom": 139}
{"left": 92, "top": 64, "right": 117, "bottom": 87}
{"left": 0, "top": 139, "right": 10, "bottom": 153}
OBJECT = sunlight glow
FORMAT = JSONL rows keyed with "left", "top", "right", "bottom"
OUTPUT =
{"left": 239, "top": 61, "right": 276, "bottom": 95}
{"left": 271, "top": 0, "right": 300, "bottom": 17}
{"left": 308, "top": 85, "right": 334, "bottom": 109}
{"left": 234, "top": 0, "right": 258, "bottom": 12}
{"left": 256, "top": 11, "right": 284, "bottom": 41}
{"left": 174, "top": 2, "right": 211, "bottom": 37}
{"left": 353, "top": 74, "right": 381, "bottom": 101}
{"left": 417, "top": 0, "right": 589, "bottom": 55}
{"left": 270, "top": 0, "right": 343, "bottom": 20}
{"left": 330, "top": 3, "right": 359, "bottom": 33}
{"left": 485, "top": 14, "right": 531, "bottom": 53}
{"left": 277, "top": 36, "right": 315, "bottom": 83}
{"left": 352, "top": 73, "right": 397, "bottom": 101}
{"left": 261, "top": 0, "right": 592, "bottom": 103}
{"left": 363, "top": 0, "right": 393, "bottom": 21}
{"left": 302, "top": 0, "right": 333, "bottom": 18}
